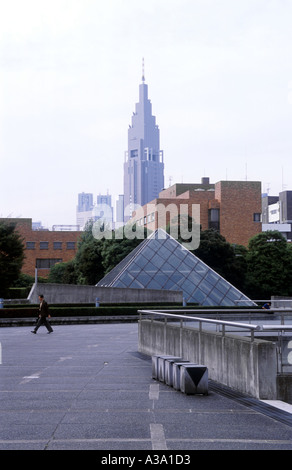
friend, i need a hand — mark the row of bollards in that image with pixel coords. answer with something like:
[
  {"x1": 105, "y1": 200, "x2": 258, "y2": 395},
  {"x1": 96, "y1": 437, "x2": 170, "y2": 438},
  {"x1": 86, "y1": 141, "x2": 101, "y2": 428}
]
[{"x1": 152, "y1": 355, "x2": 209, "y2": 395}]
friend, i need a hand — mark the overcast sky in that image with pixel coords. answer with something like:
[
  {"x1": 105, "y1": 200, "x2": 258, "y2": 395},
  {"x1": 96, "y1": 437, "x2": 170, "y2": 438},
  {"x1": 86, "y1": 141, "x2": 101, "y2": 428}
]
[{"x1": 1, "y1": 0, "x2": 292, "y2": 228}]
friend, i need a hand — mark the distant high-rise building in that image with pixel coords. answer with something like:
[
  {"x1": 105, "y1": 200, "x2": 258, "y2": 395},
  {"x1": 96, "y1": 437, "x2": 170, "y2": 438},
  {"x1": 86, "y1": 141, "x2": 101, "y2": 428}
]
[
  {"x1": 97, "y1": 193, "x2": 112, "y2": 207},
  {"x1": 123, "y1": 63, "x2": 164, "y2": 220},
  {"x1": 76, "y1": 192, "x2": 114, "y2": 230},
  {"x1": 96, "y1": 193, "x2": 113, "y2": 227},
  {"x1": 116, "y1": 194, "x2": 124, "y2": 228},
  {"x1": 262, "y1": 190, "x2": 292, "y2": 240},
  {"x1": 77, "y1": 192, "x2": 94, "y2": 212},
  {"x1": 76, "y1": 192, "x2": 94, "y2": 229}
]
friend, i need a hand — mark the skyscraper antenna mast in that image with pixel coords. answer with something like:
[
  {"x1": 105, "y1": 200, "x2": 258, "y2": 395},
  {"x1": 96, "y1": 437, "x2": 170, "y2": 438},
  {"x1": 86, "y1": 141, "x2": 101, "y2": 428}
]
[{"x1": 142, "y1": 57, "x2": 145, "y2": 83}]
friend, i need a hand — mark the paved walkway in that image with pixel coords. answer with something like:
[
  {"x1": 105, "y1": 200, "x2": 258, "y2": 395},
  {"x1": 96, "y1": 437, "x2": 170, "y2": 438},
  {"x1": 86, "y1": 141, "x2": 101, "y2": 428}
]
[{"x1": 0, "y1": 323, "x2": 292, "y2": 451}]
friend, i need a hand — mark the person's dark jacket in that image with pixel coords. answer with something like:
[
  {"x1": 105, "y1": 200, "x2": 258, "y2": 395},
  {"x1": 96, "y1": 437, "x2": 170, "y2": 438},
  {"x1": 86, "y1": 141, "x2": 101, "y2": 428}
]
[{"x1": 39, "y1": 300, "x2": 49, "y2": 317}]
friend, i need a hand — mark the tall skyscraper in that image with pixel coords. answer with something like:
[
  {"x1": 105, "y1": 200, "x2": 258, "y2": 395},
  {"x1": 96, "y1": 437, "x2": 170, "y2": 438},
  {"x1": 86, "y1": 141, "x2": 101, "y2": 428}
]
[{"x1": 123, "y1": 63, "x2": 164, "y2": 220}]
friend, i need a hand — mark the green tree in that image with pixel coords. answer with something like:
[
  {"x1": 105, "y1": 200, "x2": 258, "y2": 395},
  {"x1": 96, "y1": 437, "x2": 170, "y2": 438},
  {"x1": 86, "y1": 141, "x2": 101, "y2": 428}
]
[
  {"x1": 193, "y1": 229, "x2": 247, "y2": 290},
  {"x1": 12, "y1": 273, "x2": 35, "y2": 288},
  {"x1": 245, "y1": 230, "x2": 292, "y2": 299},
  {"x1": 48, "y1": 260, "x2": 78, "y2": 284},
  {"x1": 74, "y1": 222, "x2": 105, "y2": 285},
  {"x1": 0, "y1": 222, "x2": 25, "y2": 297}
]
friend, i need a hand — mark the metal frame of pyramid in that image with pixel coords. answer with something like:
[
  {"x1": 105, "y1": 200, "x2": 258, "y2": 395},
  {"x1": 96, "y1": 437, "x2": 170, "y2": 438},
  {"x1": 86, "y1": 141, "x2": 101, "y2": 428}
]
[{"x1": 96, "y1": 229, "x2": 255, "y2": 306}]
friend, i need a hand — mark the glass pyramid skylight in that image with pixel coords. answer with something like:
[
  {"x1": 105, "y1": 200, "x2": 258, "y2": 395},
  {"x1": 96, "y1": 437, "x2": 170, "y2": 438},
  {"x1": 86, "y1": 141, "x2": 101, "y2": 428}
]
[{"x1": 96, "y1": 229, "x2": 255, "y2": 306}]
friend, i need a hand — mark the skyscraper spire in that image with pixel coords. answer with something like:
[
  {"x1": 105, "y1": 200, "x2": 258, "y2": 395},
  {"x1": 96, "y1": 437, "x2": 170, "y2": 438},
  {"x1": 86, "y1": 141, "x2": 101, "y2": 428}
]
[
  {"x1": 123, "y1": 63, "x2": 164, "y2": 221},
  {"x1": 142, "y1": 57, "x2": 145, "y2": 83}
]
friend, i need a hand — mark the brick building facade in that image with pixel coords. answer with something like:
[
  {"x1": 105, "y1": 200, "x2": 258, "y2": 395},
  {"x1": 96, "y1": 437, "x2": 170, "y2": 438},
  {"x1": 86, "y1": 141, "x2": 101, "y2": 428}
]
[
  {"x1": 215, "y1": 180, "x2": 262, "y2": 246},
  {"x1": 0, "y1": 218, "x2": 81, "y2": 278},
  {"x1": 132, "y1": 179, "x2": 262, "y2": 247}
]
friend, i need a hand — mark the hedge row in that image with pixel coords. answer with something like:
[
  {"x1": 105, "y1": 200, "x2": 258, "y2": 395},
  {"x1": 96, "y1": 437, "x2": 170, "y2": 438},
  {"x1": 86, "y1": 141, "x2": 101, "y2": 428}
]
[
  {"x1": 3, "y1": 302, "x2": 183, "y2": 309},
  {"x1": 0, "y1": 304, "x2": 259, "y2": 319},
  {"x1": 6, "y1": 287, "x2": 32, "y2": 299},
  {"x1": 0, "y1": 306, "x2": 140, "y2": 318}
]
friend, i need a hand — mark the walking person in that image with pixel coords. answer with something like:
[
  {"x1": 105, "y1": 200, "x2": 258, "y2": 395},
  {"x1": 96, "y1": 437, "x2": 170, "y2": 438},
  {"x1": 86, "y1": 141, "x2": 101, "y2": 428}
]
[{"x1": 31, "y1": 295, "x2": 53, "y2": 334}]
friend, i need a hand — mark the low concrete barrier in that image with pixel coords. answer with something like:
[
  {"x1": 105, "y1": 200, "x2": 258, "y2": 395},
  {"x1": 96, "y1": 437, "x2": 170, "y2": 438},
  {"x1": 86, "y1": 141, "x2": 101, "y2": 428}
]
[
  {"x1": 138, "y1": 319, "x2": 278, "y2": 400},
  {"x1": 28, "y1": 283, "x2": 183, "y2": 304}
]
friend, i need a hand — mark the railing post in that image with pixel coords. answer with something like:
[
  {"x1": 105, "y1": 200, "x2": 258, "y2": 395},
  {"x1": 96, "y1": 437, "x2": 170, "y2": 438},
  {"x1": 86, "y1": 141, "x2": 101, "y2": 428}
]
[
  {"x1": 164, "y1": 317, "x2": 167, "y2": 354},
  {"x1": 198, "y1": 320, "x2": 202, "y2": 364},
  {"x1": 180, "y1": 320, "x2": 183, "y2": 357},
  {"x1": 199, "y1": 320, "x2": 202, "y2": 332},
  {"x1": 279, "y1": 331, "x2": 283, "y2": 373}
]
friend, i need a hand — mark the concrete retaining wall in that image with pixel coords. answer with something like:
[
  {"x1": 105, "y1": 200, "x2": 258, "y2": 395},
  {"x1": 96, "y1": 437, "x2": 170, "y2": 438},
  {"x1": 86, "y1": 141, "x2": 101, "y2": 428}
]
[
  {"x1": 28, "y1": 283, "x2": 183, "y2": 304},
  {"x1": 138, "y1": 319, "x2": 278, "y2": 400}
]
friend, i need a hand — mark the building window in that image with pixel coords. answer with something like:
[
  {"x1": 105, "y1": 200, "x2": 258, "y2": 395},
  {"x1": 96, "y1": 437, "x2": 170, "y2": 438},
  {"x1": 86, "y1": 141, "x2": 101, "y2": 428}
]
[
  {"x1": 40, "y1": 241, "x2": 49, "y2": 250},
  {"x1": 66, "y1": 242, "x2": 75, "y2": 250},
  {"x1": 253, "y1": 213, "x2": 261, "y2": 222},
  {"x1": 54, "y1": 241, "x2": 63, "y2": 250},
  {"x1": 36, "y1": 258, "x2": 62, "y2": 269},
  {"x1": 26, "y1": 242, "x2": 35, "y2": 250},
  {"x1": 130, "y1": 149, "x2": 138, "y2": 158},
  {"x1": 208, "y1": 209, "x2": 220, "y2": 231}
]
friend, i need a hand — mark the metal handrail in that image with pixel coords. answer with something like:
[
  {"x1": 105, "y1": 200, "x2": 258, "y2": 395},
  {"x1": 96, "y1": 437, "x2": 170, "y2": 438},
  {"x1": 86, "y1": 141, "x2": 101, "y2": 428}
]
[
  {"x1": 236, "y1": 299, "x2": 292, "y2": 303},
  {"x1": 261, "y1": 325, "x2": 292, "y2": 331},
  {"x1": 138, "y1": 309, "x2": 292, "y2": 335},
  {"x1": 139, "y1": 308, "x2": 292, "y2": 315},
  {"x1": 138, "y1": 310, "x2": 261, "y2": 339}
]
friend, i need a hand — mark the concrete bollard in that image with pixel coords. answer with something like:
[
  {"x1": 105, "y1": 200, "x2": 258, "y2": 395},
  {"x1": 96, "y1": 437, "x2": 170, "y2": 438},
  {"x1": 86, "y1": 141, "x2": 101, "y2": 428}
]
[
  {"x1": 180, "y1": 364, "x2": 208, "y2": 395},
  {"x1": 173, "y1": 362, "x2": 195, "y2": 390},
  {"x1": 165, "y1": 358, "x2": 189, "y2": 387},
  {"x1": 152, "y1": 355, "x2": 160, "y2": 379},
  {"x1": 152, "y1": 355, "x2": 181, "y2": 382}
]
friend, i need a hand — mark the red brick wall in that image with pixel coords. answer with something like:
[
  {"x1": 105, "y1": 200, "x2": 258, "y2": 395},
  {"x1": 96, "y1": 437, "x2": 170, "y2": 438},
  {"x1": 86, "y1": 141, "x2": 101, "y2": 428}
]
[
  {"x1": 215, "y1": 181, "x2": 262, "y2": 246},
  {"x1": 2, "y1": 219, "x2": 81, "y2": 277}
]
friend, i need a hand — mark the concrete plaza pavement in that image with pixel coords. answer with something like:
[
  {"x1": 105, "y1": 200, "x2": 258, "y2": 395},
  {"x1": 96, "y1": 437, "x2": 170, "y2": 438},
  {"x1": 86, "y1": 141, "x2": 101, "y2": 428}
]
[{"x1": 0, "y1": 323, "x2": 292, "y2": 451}]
